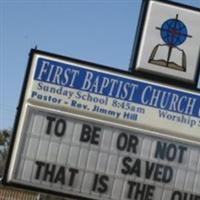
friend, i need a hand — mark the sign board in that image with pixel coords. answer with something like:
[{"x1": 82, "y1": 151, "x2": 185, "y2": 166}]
[
  {"x1": 25, "y1": 52, "x2": 200, "y2": 140},
  {"x1": 5, "y1": 106, "x2": 200, "y2": 200},
  {"x1": 129, "y1": 0, "x2": 200, "y2": 85},
  {"x1": 4, "y1": 50, "x2": 200, "y2": 200}
]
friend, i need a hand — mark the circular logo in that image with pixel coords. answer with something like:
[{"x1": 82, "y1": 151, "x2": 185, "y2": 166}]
[{"x1": 160, "y1": 18, "x2": 188, "y2": 46}]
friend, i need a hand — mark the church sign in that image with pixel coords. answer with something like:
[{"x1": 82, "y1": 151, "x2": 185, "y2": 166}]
[
  {"x1": 15, "y1": 51, "x2": 200, "y2": 140},
  {"x1": 4, "y1": 106, "x2": 200, "y2": 200},
  {"x1": 130, "y1": 0, "x2": 200, "y2": 86},
  {"x1": 4, "y1": 50, "x2": 200, "y2": 199}
]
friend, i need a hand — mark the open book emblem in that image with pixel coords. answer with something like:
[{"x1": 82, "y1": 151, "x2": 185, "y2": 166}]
[{"x1": 149, "y1": 14, "x2": 192, "y2": 72}]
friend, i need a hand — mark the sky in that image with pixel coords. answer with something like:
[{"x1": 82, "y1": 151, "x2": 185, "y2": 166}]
[{"x1": 0, "y1": 0, "x2": 200, "y2": 130}]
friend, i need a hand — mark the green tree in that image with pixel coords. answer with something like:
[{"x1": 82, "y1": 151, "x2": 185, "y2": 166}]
[{"x1": 0, "y1": 129, "x2": 11, "y2": 176}]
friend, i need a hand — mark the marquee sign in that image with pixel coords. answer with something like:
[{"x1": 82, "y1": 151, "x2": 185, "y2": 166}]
[
  {"x1": 4, "y1": 50, "x2": 200, "y2": 200},
  {"x1": 5, "y1": 106, "x2": 200, "y2": 200},
  {"x1": 129, "y1": 0, "x2": 200, "y2": 86}
]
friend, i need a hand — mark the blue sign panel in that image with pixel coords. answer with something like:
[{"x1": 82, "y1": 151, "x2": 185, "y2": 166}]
[{"x1": 34, "y1": 58, "x2": 199, "y2": 117}]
